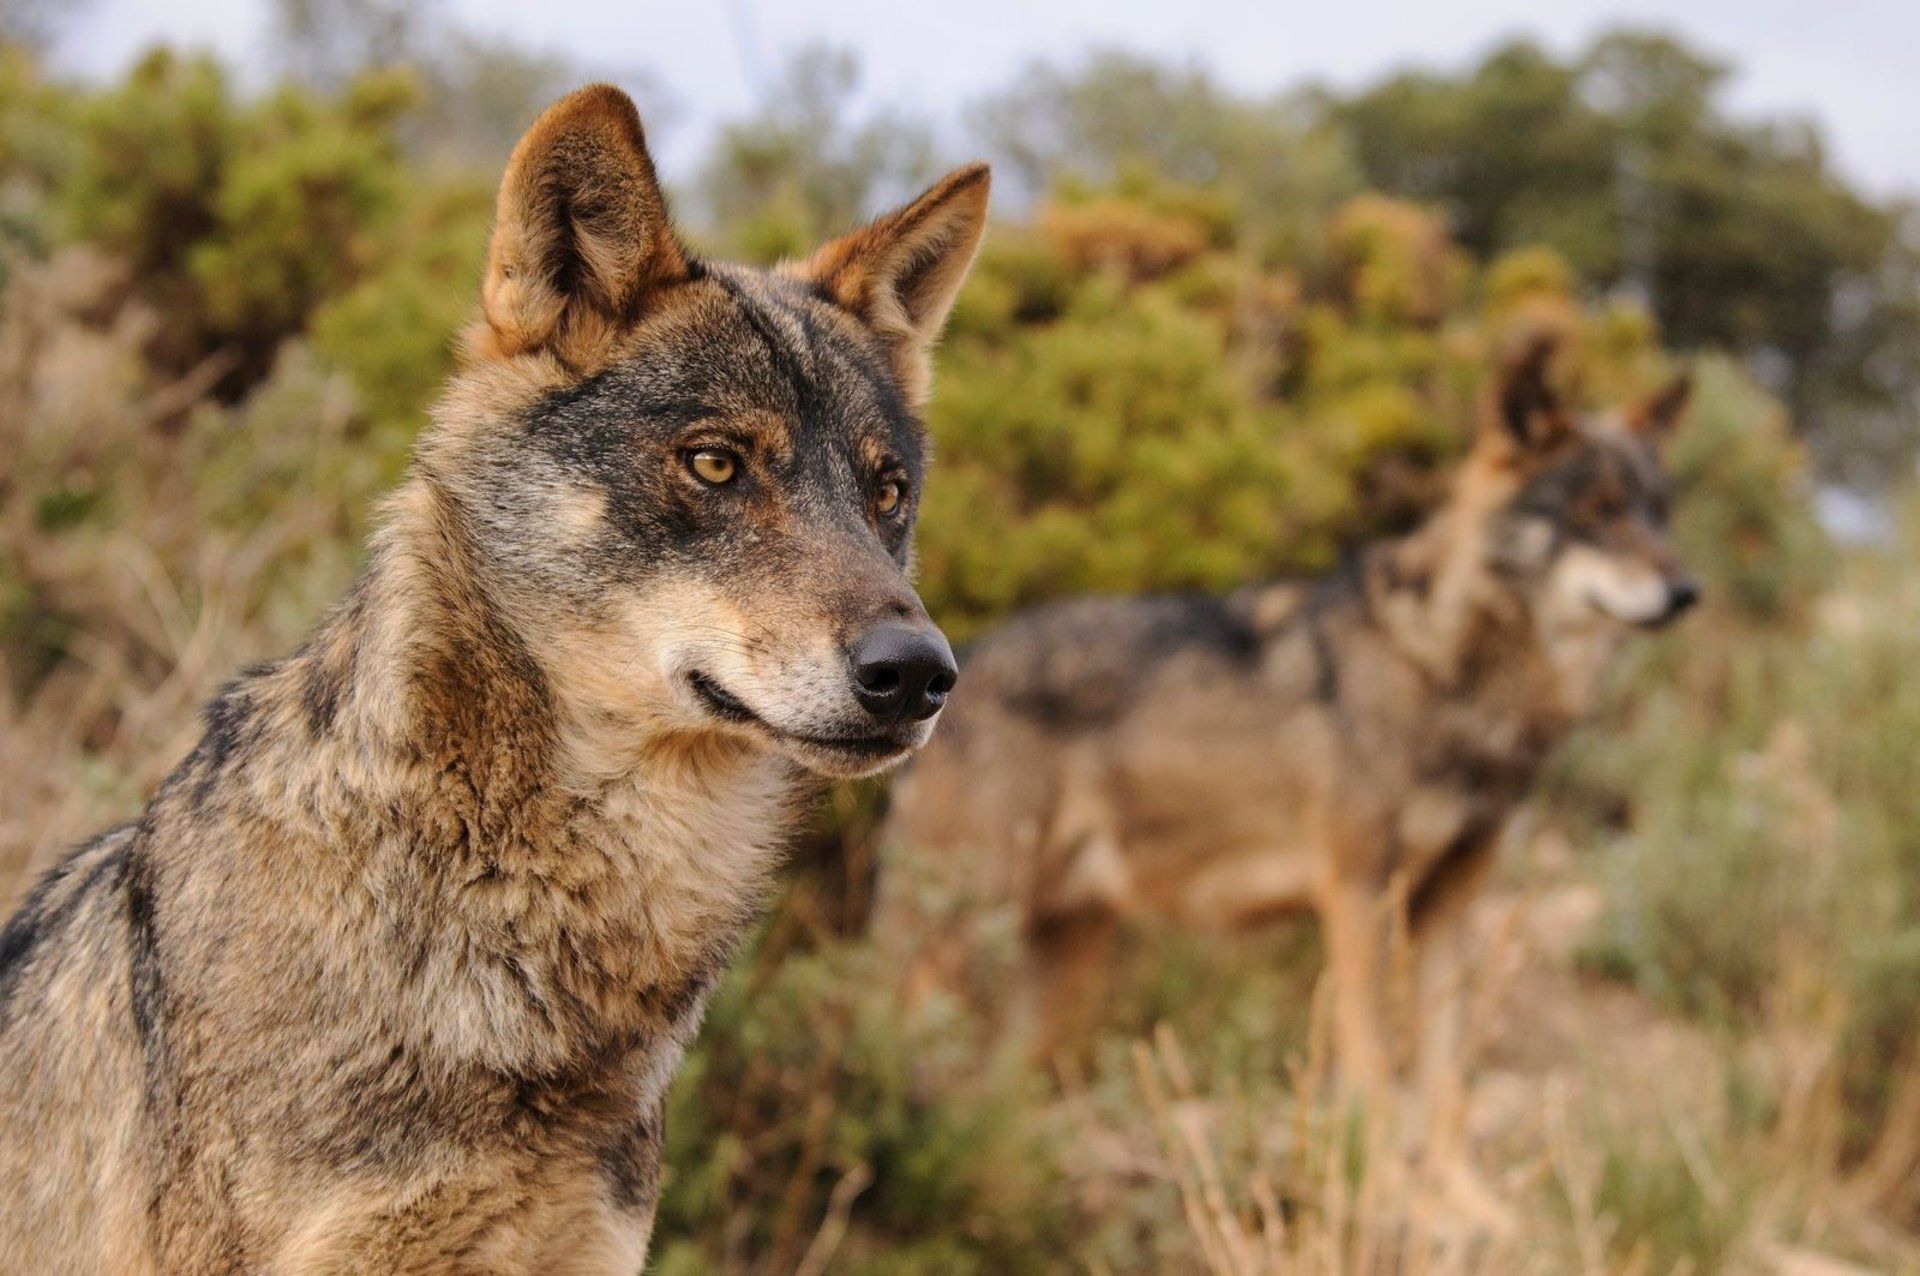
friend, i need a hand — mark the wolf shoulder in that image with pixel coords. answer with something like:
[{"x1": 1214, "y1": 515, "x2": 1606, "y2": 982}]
[{"x1": 0, "y1": 821, "x2": 153, "y2": 1274}]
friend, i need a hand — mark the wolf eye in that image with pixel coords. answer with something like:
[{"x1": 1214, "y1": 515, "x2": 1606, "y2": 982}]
[
  {"x1": 1583, "y1": 490, "x2": 1627, "y2": 522},
  {"x1": 875, "y1": 478, "x2": 907, "y2": 517},
  {"x1": 686, "y1": 449, "x2": 739, "y2": 486}
]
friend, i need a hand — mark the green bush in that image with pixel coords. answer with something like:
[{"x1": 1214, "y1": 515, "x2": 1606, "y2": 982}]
[
  {"x1": 1567, "y1": 503, "x2": 1915, "y2": 1166},
  {"x1": 655, "y1": 934, "x2": 1066, "y2": 1273},
  {"x1": 52, "y1": 51, "x2": 417, "y2": 390}
]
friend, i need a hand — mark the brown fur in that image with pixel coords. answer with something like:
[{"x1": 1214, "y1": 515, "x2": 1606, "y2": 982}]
[
  {"x1": 795, "y1": 162, "x2": 991, "y2": 409},
  {"x1": 878, "y1": 339, "x2": 1696, "y2": 1118},
  {"x1": 0, "y1": 85, "x2": 987, "y2": 1272}
]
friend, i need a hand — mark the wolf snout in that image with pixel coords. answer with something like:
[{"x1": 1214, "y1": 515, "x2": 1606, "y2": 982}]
[
  {"x1": 1656, "y1": 575, "x2": 1701, "y2": 626},
  {"x1": 848, "y1": 623, "x2": 958, "y2": 722}
]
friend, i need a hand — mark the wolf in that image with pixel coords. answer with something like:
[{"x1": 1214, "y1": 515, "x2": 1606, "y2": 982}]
[
  {"x1": 878, "y1": 337, "x2": 1697, "y2": 1113},
  {"x1": 0, "y1": 85, "x2": 987, "y2": 1272}
]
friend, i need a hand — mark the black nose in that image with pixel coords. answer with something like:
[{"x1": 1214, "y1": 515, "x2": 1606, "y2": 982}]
[
  {"x1": 849, "y1": 623, "x2": 957, "y2": 723},
  {"x1": 1667, "y1": 576, "x2": 1702, "y2": 618}
]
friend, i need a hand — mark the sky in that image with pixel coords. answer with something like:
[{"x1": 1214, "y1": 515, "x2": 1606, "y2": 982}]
[{"x1": 50, "y1": 0, "x2": 1920, "y2": 202}]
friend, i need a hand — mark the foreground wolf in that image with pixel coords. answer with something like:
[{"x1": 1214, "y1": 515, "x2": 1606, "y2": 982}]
[
  {"x1": 0, "y1": 86, "x2": 986, "y2": 1272},
  {"x1": 879, "y1": 339, "x2": 1696, "y2": 1105}
]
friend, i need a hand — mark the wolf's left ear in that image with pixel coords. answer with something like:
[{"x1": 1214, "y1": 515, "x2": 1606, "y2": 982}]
[
  {"x1": 799, "y1": 164, "x2": 991, "y2": 409},
  {"x1": 1487, "y1": 332, "x2": 1573, "y2": 453},
  {"x1": 1628, "y1": 370, "x2": 1693, "y2": 444},
  {"x1": 476, "y1": 84, "x2": 689, "y2": 368}
]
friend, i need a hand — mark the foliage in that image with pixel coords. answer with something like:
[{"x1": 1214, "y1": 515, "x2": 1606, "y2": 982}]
[
  {"x1": 655, "y1": 934, "x2": 1065, "y2": 1275},
  {"x1": 966, "y1": 36, "x2": 1920, "y2": 483},
  {"x1": 698, "y1": 45, "x2": 939, "y2": 262},
  {"x1": 1569, "y1": 509, "x2": 1920, "y2": 1161},
  {"x1": 268, "y1": 0, "x2": 634, "y2": 167},
  {"x1": 1331, "y1": 31, "x2": 1920, "y2": 481},
  {"x1": 918, "y1": 183, "x2": 1677, "y2": 639},
  {"x1": 44, "y1": 50, "x2": 418, "y2": 390}
]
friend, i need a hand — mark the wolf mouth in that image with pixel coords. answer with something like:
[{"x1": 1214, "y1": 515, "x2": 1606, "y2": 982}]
[
  {"x1": 685, "y1": 670, "x2": 907, "y2": 759},
  {"x1": 1583, "y1": 590, "x2": 1678, "y2": 631}
]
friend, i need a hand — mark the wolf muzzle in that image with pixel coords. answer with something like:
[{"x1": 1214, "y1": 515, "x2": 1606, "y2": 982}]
[{"x1": 1647, "y1": 574, "x2": 1701, "y2": 628}]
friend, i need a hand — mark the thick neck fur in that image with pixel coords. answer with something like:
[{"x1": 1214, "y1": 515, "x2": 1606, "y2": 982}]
[
  {"x1": 212, "y1": 471, "x2": 807, "y2": 1080},
  {"x1": 1356, "y1": 467, "x2": 1605, "y2": 750}
]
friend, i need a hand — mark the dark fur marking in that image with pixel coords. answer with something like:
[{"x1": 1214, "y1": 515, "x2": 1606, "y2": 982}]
[
  {"x1": 715, "y1": 273, "x2": 832, "y2": 438},
  {"x1": 300, "y1": 582, "x2": 368, "y2": 737},
  {"x1": 1136, "y1": 595, "x2": 1263, "y2": 668},
  {"x1": 1408, "y1": 809, "x2": 1506, "y2": 923},
  {"x1": 1000, "y1": 594, "x2": 1263, "y2": 730},
  {"x1": 1512, "y1": 435, "x2": 1670, "y2": 543},
  {"x1": 597, "y1": 1099, "x2": 664, "y2": 1212},
  {"x1": 773, "y1": 283, "x2": 922, "y2": 457},
  {"x1": 999, "y1": 656, "x2": 1121, "y2": 730},
  {"x1": 301, "y1": 653, "x2": 345, "y2": 738},
  {"x1": 123, "y1": 830, "x2": 165, "y2": 1065},
  {"x1": 0, "y1": 873, "x2": 69, "y2": 1010},
  {"x1": 1300, "y1": 561, "x2": 1367, "y2": 706},
  {"x1": 524, "y1": 372, "x2": 713, "y2": 474},
  {"x1": 191, "y1": 680, "x2": 264, "y2": 807},
  {"x1": 1306, "y1": 617, "x2": 1340, "y2": 705},
  {"x1": 0, "y1": 830, "x2": 129, "y2": 1020},
  {"x1": 798, "y1": 274, "x2": 837, "y2": 307},
  {"x1": 643, "y1": 937, "x2": 734, "y2": 1028},
  {"x1": 303, "y1": 1040, "x2": 468, "y2": 1171}
]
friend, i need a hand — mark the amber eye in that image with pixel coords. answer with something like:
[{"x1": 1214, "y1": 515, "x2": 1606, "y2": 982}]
[
  {"x1": 687, "y1": 449, "x2": 739, "y2": 486},
  {"x1": 875, "y1": 478, "x2": 907, "y2": 517}
]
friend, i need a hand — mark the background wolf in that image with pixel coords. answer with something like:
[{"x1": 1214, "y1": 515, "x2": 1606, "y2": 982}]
[
  {"x1": 0, "y1": 85, "x2": 986, "y2": 1272},
  {"x1": 879, "y1": 338, "x2": 1698, "y2": 1116}
]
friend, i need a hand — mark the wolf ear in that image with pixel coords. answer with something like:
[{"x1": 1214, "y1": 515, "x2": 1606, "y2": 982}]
[
  {"x1": 1628, "y1": 370, "x2": 1693, "y2": 444},
  {"x1": 799, "y1": 163, "x2": 991, "y2": 409},
  {"x1": 1487, "y1": 332, "x2": 1573, "y2": 453},
  {"x1": 476, "y1": 84, "x2": 690, "y2": 368}
]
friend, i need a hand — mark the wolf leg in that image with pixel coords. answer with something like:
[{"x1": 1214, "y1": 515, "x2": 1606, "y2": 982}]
[
  {"x1": 1406, "y1": 836, "x2": 1515, "y2": 1234},
  {"x1": 1409, "y1": 907, "x2": 1472, "y2": 1158},
  {"x1": 1020, "y1": 909, "x2": 1120, "y2": 1066},
  {"x1": 1406, "y1": 833, "x2": 1503, "y2": 1150},
  {"x1": 1317, "y1": 875, "x2": 1395, "y2": 1106}
]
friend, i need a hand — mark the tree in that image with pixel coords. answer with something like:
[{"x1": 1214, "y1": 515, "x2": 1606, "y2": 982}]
[
  {"x1": 970, "y1": 49, "x2": 1358, "y2": 265},
  {"x1": 1334, "y1": 30, "x2": 1920, "y2": 480},
  {"x1": 269, "y1": 0, "x2": 429, "y2": 89},
  {"x1": 698, "y1": 45, "x2": 938, "y2": 261},
  {"x1": 269, "y1": 0, "x2": 668, "y2": 170}
]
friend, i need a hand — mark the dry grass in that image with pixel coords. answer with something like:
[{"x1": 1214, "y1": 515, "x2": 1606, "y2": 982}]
[
  {"x1": 1, "y1": 248, "x2": 366, "y2": 899},
  {"x1": 1077, "y1": 829, "x2": 1920, "y2": 1275}
]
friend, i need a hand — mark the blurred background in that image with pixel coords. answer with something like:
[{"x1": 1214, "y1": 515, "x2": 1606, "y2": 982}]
[{"x1": 2, "y1": 1, "x2": 1917, "y2": 1271}]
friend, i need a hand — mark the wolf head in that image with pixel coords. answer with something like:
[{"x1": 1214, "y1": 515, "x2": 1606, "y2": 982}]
[
  {"x1": 1470, "y1": 335, "x2": 1700, "y2": 638},
  {"x1": 423, "y1": 86, "x2": 988, "y2": 779}
]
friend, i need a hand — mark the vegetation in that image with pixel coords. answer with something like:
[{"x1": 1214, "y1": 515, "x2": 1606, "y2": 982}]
[{"x1": 2, "y1": 11, "x2": 1917, "y2": 1272}]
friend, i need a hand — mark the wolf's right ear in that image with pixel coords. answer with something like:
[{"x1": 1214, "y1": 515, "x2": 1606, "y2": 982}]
[
  {"x1": 474, "y1": 84, "x2": 689, "y2": 368},
  {"x1": 1486, "y1": 332, "x2": 1572, "y2": 454},
  {"x1": 798, "y1": 163, "x2": 991, "y2": 410},
  {"x1": 1628, "y1": 370, "x2": 1693, "y2": 444}
]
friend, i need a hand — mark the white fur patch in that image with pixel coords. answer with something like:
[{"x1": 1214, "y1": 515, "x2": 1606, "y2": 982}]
[
  {"x1": 1056, "y1": 832, "x2": 1135, "y2": 912},
  {"x1": 1551, "y1": 543, "x2": 1671, "y2": 625}
]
